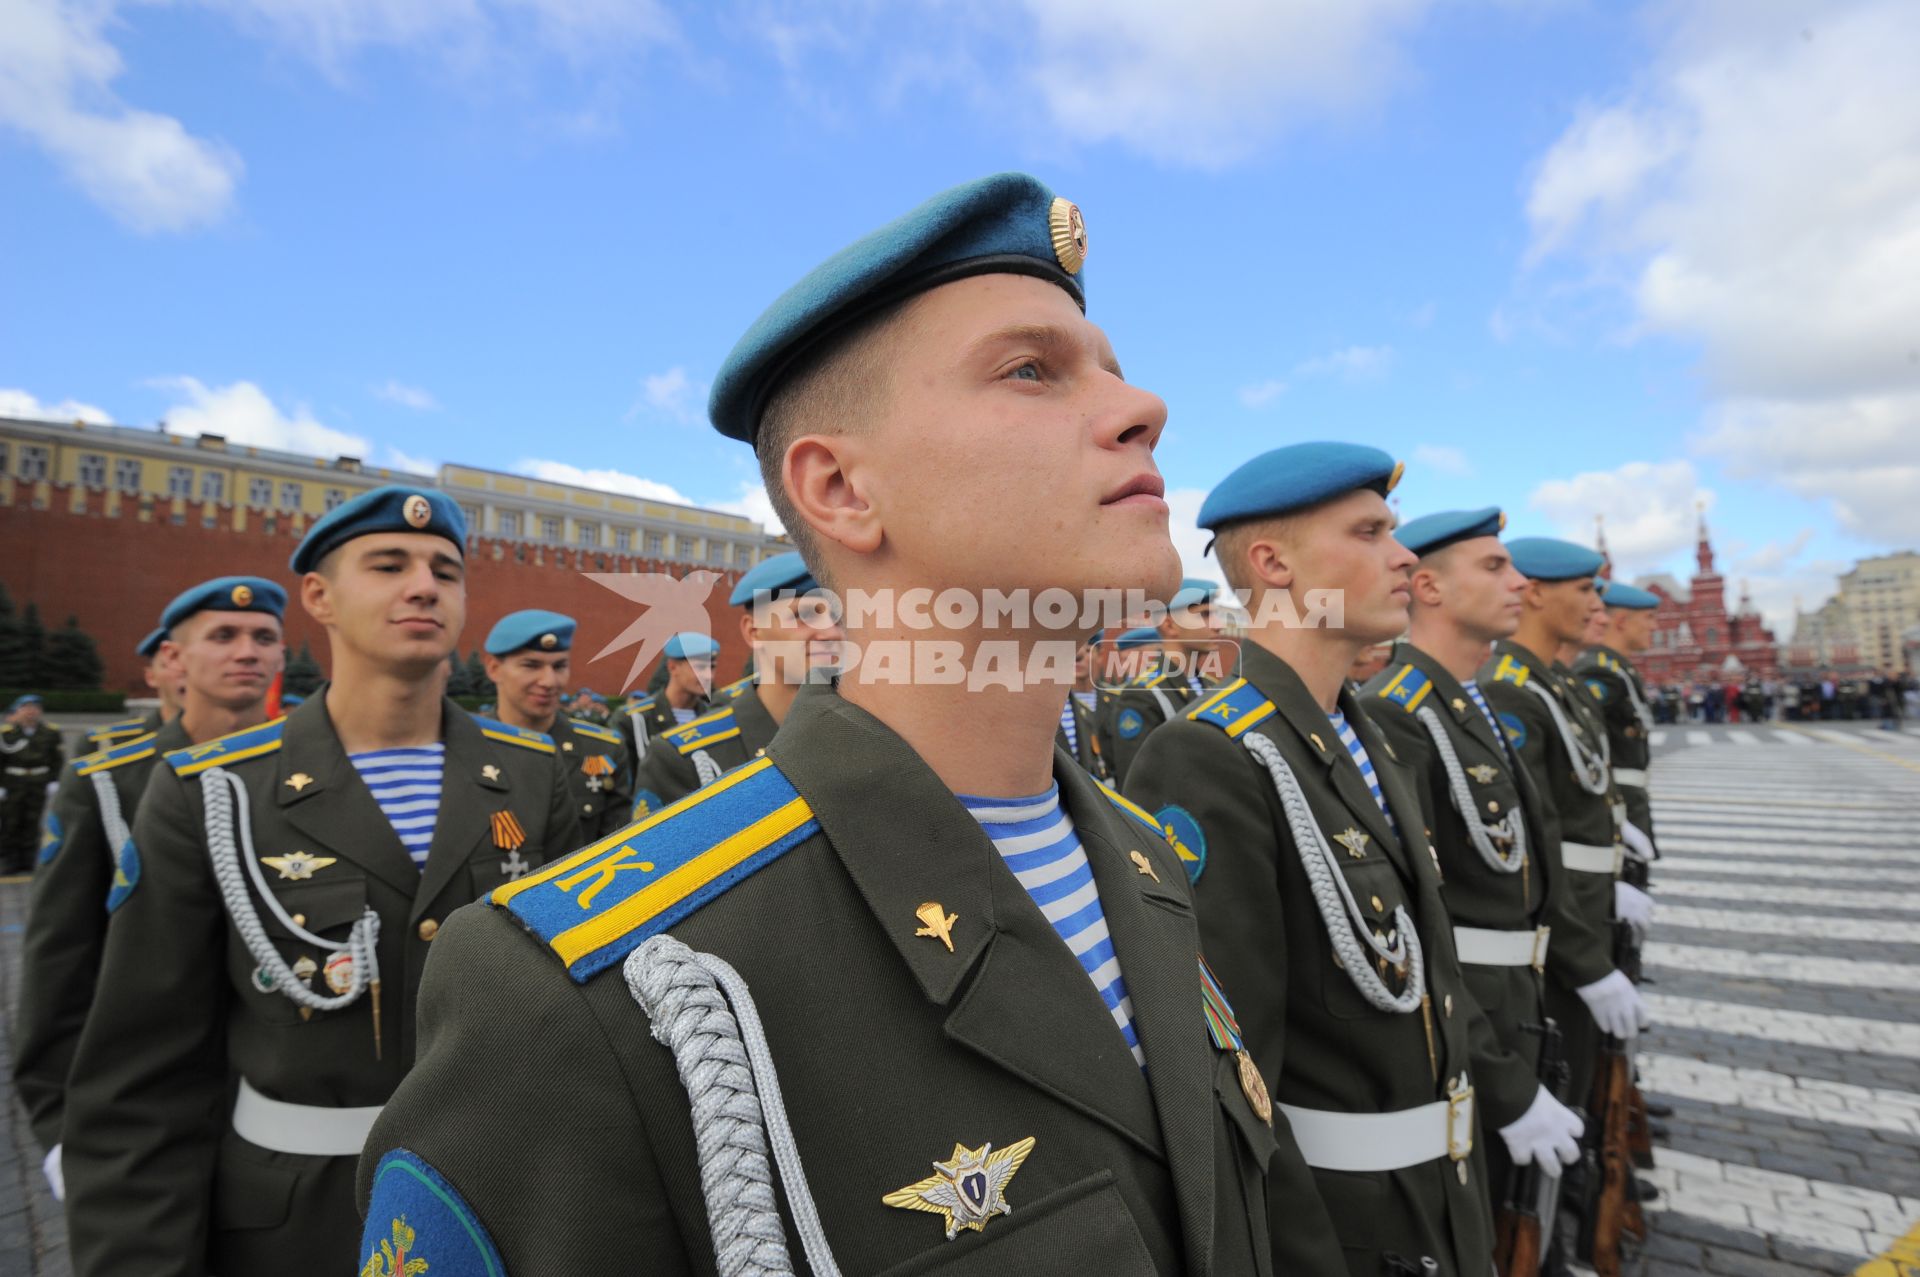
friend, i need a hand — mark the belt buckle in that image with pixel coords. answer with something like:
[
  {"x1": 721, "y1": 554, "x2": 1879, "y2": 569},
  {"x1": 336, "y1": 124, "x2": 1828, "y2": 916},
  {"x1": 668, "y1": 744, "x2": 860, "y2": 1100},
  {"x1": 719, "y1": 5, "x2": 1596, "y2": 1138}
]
[
  {"x1": 1531, "y1": 925, "x2": 1551, "y2": 973},
  {"x1": 1446, "y1": 1078, "x2": 1475, "y2": 1161}
]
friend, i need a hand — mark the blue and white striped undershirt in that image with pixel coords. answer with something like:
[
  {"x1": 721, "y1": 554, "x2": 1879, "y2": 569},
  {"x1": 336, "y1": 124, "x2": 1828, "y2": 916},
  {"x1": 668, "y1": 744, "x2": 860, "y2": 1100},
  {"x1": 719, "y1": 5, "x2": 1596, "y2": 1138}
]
[
  {"x1": 1461, "y1": 679, "x2": 1510, "y2": 760},
  {"x1": 349, "y1": 744, "x2": 445, "y2": 869},
  {"x1": 1059, "y1": 691, "x2": 1096, "y2": 756},
  {"x1": 1328, "y1": 709, "x2": 1398, "y2": 835},
  {"x1": 960, "y1": 786, "x2": 1144, "y2": 1068}
]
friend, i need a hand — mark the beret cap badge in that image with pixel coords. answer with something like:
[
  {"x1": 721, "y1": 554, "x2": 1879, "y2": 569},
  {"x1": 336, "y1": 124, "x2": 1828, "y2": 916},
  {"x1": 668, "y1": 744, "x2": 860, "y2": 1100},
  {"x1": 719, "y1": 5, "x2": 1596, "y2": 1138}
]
[
  {"x1": 539, "y1": 633, "x2": 558, "y2": 650},
  {"x1": 230, "y1": 584, "x2": 253, "y2": 607},
  {"x1": 403, "y1": 494, "x2": 432, "y2": 528},
  {"x1": 1049, "y1": 197, "x2": 1088, "y2": 274}
]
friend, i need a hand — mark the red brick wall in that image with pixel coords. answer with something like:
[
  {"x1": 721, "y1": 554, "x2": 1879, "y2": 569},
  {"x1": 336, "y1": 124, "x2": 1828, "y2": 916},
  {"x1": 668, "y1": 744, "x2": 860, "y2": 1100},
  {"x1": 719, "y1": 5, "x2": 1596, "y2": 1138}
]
[{"x1": 0, "y1": 486, "x2": 750, "y2": 695}]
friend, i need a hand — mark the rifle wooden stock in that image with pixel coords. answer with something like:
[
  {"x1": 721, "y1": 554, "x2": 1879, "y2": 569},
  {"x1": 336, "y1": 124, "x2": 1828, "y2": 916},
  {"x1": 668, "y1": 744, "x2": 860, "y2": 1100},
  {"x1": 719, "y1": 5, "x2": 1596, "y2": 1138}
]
[
  {"x1": 1495, "y1": 1018, "x2": 1566, "y2": 1277},
  {"x1": 1494, "y1": 1211, "x2": 1542, "y2": 1277}
]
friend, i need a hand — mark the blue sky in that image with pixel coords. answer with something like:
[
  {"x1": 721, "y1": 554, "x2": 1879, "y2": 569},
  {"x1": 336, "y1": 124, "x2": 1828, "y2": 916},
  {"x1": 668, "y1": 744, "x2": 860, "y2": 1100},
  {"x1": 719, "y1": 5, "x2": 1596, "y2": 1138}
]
[{"x1": 5, "y1": 0, "x2": 1917, "y2": 632}]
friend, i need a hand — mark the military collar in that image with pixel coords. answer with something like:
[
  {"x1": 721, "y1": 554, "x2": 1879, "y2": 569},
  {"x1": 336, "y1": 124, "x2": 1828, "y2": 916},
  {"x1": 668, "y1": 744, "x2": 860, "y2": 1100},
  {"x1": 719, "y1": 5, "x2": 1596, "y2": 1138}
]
[
  {"x1": 1491, "y1": 639, "x2": 1565, "y2": 701},
  {"x1": 730, "y1": 684, "x2": 780, "y2": 757},
  {"x1": 1392, "y1": 641, "x2": 1506, "y2": 757}
]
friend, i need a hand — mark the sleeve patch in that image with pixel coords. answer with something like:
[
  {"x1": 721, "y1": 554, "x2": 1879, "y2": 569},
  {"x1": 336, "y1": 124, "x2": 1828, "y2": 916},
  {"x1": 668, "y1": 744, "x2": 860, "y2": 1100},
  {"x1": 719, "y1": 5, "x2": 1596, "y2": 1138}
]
[
  {"x1": 1116, "y1": 708, "x2": 1146, "y2": 740},
  {"x1": 1585, "y1": 678, "x2": 1613, "y2": 704},
  {"x1": 1498, "y1": 712, "x2": 1528, "y2": 751},
  {"x1": 1155, "y1": 804, "x2": 1207, "y2": 883},
  {"x1": 38, "y1": 811, "x2": 64, "y2": 866},
  {"x1": 631, "y1": 790, "x2": 660, "y2": 821},
  {"x1": 361, "y1": 1149, "x2": 506, "y2": 1277},
  {"x1": 106, "y1": 837, "x2": 140, "y2": 913}
]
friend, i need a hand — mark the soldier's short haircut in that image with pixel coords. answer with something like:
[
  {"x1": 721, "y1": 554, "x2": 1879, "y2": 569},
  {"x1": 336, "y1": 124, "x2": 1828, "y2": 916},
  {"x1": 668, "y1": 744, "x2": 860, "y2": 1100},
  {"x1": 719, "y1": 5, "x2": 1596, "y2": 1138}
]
[
  {"x1": 754, "y1": 301, "x2": 917, "y2": 587},
  {"x1": 1213, "y1": 514, "x2": 1299, "y2": 599}
]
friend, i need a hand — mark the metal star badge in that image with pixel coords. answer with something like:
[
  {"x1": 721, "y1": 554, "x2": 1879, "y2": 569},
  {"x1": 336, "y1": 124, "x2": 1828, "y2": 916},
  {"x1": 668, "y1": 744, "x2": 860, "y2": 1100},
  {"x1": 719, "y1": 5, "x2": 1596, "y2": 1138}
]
[
  {"x1": 883, "y1": 1137, "x2": 1036, "y2": 1240},
  {"x1": 1467, "y1": 764, "x2": 1499, "y2": 784},
  {"x1": 1333, "y1": 827, "x2": 1370, "y2": 859},
  {"x1": 262, "y1": 850, "x2": 337, "y2": 880}
]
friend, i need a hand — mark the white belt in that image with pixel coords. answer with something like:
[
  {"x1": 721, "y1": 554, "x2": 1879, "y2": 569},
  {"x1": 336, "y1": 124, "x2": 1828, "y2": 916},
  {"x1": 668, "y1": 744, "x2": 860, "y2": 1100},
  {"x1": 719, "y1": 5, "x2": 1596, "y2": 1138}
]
[
  {"x1": 1562, "y1": 841, "x2": 1622, "y2": 875},
  {"x1": 1613, "y1": 768, "x2": 1648, "y2": 787},
  {"x1": 233, "y1": 1078, "x2": 382, "y2": 1157},
  {"x1": 1281, "y1": 1081, "x2": 1476, "y2": 1172},
  {"x1": 1454, "y1": 925, "x2": 1550, "y2": 971}
]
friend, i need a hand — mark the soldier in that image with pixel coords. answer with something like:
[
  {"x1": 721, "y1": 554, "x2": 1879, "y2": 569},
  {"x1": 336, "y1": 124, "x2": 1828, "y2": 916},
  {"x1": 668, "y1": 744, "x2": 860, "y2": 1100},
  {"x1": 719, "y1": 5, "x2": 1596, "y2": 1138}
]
[
  {"x1": 62, "y1": 486, "x2": 582, "y2": 1277},
  {"x1": 1577, "y1": 580, "x2": 1661, "y2": 867},
  {"x1": 1358, "y1": 509, "x2": 1587, "y2": 1233},
  {"x1": 14, "y1": 577, "x2": 286, "y2": 1204},
  {"x1": 1477, "y1": 539, "x2": 1649, "y2": 1116},
  {"x1": 631, "y1": 552, "x2": 842, "y2": 814},
  {"x1": 1056, "y1": 633, "x2": 1108, "y2": 780},
  {"x1": 482, "y1": 609, "x2": 633, "y2": 841},
  {"x1": 617, "y1": 631, "x2": 718, "y2": 765},
  {"x1": 2, "y1": 695, "x2": 65, "y2": 874},
  {"x1": 359, "y1": 173, "x2": 1286, "y2": 1275},
  {"x1": 83, "y1": 630, "x2": 180, "y2": 751},
  {"x1": 1126, "y1": 444, "x2": 1514, "y2": 1275},
  {"x1": 1097, "y1": 579, "x2": 1226, "y2": 786}
]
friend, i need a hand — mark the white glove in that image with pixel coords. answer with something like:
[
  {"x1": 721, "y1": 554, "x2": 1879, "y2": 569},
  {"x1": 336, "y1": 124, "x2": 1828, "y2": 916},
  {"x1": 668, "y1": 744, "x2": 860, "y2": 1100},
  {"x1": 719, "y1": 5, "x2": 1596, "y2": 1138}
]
[
  {"x1": 1614, "y1": 881, "x2": 1654, "y2": 942},
  {"x1": 1577, "y1": 969, "x2": 1649, "y2": 1039},
  {"x1": 1499, "y1": 1084, "x2": 1585, "y2": 1168},
  {"x1": 1621, "y1": 820, "x2": 1655, "y2": 863},
  {"x1": 43, "y1": 1143, "x2": 64, "y2": 1201}
]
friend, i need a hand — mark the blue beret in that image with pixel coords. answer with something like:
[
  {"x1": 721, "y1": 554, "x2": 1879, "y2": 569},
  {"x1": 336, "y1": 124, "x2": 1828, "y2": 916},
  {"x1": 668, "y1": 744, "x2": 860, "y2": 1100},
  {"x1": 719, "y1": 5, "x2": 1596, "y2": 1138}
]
[
  {"x1": 135, "y1": 627, "x2": 167, "y2": 659},
  {"x1": 1199, "y1": 443, "x2": 1403, "y2": 532},
  {"x1": 485, "y1": 610, "x2": 575, "y2": 656},
  {"x1": 1115, "y1": 627, "x2": 1162, "y2": 651},
  {"x1": 663, "y1": 632, "x2": 720, "y2": 659},
  {"x1": 160, "y1": 577, "x2": 287, "y2": 633},
  {"x1": 289, "y1": 485, "x2": 467, "y2": 574},
  {"x1": 1169, "y1": 578, "x2": 1219, "y2": 612},
  {"x1": 10, "y1": 694, "x2": 42, "y2": 710},
  {"x1": 709, "y1": 172, "x2": 1089, "y2": 445},
  {"x1": 1599, "y1": 580, "x2": 1660, "y2": 610},
  {"x1": 728, "y1": 551, "x2": 820, "y2": 607},
  {"x1": 1506, "y1": 537, "x2": 1606, "y2": 583},
  {"x1": 1396, "y1": 507, "x2": 1506, "y2": 557},
  {"x1": 282, "y1": 693, "x2": 306, "y2": 707}
]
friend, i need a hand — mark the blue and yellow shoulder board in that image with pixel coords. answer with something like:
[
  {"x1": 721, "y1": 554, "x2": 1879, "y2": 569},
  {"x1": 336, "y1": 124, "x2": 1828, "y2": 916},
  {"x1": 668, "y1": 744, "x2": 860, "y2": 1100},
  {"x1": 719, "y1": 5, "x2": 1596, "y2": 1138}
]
[
  {"x1": 567, "y1": 717, "x2": 624, "y2": 747},
  {"x1": 1186, "y1": 678, "x2": 1276, "y2": 738},
  {"x1": 664, "y1": 705, "x2": 740, "y2": 755},
  {"x1": 471, "y1": 715, "x2": 556, "y2": 755},
  {"x1": 1489, "y1": 653, "x2": 1530, "y2": 687},
  {"x1": 718, "y1": 675, "x2": 755, "y2": 701},
  {"x1": 77, "y1": 731, "x2": 161, "y2": 777},
  {"x1": 361, "y1": 1150, "x2": 505, "y2": 1277},
  {"x1": 166, "y1": 718, "x2": 287, "y2": 776},
  {"x1": 1128, "y1": 666, "x2": 1181, "y2": 689},
  {"x1": 492, "y1": 756, "x2": 819, "y2": 982},
  {"x1": 87, "y1": 717, "x2": 149, "y2": 747},
  {"x1": 626, "y1": 694, "x2": 658, "y2": 713},
  {"x1": 1375, "y1": 664, "x2": 1434, "y2": 713}
]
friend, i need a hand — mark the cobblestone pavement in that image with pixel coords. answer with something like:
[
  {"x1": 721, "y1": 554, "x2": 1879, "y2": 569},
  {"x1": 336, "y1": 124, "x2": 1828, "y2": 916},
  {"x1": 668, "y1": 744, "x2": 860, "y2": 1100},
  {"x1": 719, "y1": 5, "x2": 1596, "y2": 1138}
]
[{"x1": 1, "y1": 721, "x2": 1915, "y2": 1276}]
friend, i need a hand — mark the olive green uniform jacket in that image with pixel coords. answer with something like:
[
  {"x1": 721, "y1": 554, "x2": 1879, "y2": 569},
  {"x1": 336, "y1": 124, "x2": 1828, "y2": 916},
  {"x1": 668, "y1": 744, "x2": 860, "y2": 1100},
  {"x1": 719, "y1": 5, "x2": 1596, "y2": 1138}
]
[
  {"x1": 13, "y1": 719, "x2": 188, "y2": 1152},
  {"x1": 1360, "y1": 646, "x2": 1560, "y2": 1190},
  {"x1": 1574, "y1": 645, "x2": 1656, "y2": 845},
  {"x1": 1125, "y1": 643, "x2": 1498, "y2": 1277},
  {"x1": 1097, "y1": 670, "x2": 1205, "y2": 787},
  {"x1": 630, "y1": 682, "x2": 780, "y2": 816},
  {"x1": 1057, "y1": 689, "x2": 1109, "y2": 781},
  {"x1": 549, "y1": 714, "x2": 634, "y2": 842},
  {"x1": 357, "y1": 685, "x2": 1286, "y2": 1277},
  {"x1": 2, "y1": 721, "x2": 66, "y2": 871},
  {"x1": 61, "y1": 695, "x2": 581, "y2": 1277}
]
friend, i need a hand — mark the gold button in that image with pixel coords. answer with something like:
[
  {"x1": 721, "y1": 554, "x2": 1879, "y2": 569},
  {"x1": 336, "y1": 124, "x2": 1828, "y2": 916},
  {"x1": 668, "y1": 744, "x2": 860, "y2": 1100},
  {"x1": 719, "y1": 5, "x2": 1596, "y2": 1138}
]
[
  {"x1": 584, "y1": 803, "x2": 595, "y2": 814},
  {"x1": 1487, "y1": 800, "x2": 1500, "y2": 813},
  {"x1": 1370, "y1": 895, "x2": 1384, "y2": 913},
  {"x1": 418, "y1": 919, "x2": 439, "y2": 942},
  {"x1": 291, "y1": 913, "x2": 306, "y2": 927}
]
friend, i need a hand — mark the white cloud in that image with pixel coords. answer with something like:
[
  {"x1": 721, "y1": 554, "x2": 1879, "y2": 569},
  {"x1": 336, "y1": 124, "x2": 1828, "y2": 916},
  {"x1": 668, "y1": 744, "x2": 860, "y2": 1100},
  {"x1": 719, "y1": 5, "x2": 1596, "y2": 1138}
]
[
  {"x1": 1294, "y1": 344, "x2": 1393, "y2": 381},
  {"x1": 1412, "y1": 444, "x2": 1471, "y2": 477},
  {"x1": 1527, "y1": 459, "x2": 1714, "y2": 572},
  {"x1": 1166, "y1": 486, "x2": 1224, "y2": 594},
  {"x1": 710, "y1": 480, "x2": 784, "y2": 535},
  {"x1": 374, "y1": 379, "x2": 440, "y2": 411},
  {"x1": 1524, "y1": 0, "x2": 1920, "y2": 547},
  {"x1": 1237, "y1": 379, "x2": 1288, "y2": 409},
  {"x1": 0, "y1": 0, "x2": 243, "y2": 232},
  {"x1": 382, "y1": 446, "x2": 438, "y2": 474},
  {"x1": 513, "y1": 458, "x2": 694, "y2": 505},
  {"x1": 628, "y1": 366, "x2": 705, "y2": 424},
  {"x1": 153, "y1": 376, "x2": 370, "y2": 457},
  {"x1": 0, "y1": 387, "x2": 112, "y2": 424}
]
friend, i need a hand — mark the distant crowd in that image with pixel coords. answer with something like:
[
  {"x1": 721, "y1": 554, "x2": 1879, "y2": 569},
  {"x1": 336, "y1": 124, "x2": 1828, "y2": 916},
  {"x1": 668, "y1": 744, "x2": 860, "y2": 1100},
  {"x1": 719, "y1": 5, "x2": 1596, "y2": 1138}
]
[{"x1": 1649, "y1": 671, "x2": 1915, "y2": 725}]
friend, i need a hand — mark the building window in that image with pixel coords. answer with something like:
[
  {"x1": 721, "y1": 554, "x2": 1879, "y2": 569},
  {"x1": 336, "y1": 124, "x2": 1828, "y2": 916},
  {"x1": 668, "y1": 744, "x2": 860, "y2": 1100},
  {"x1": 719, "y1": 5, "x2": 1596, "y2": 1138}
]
[
  {"x1": 79, "y1": 453, "x2": 107, "y2": 489},
  {"x1": 459, "y1": 504, "x2": 479, "y2": 532},
  {"x1": 579, "y1": 522, "x2": 599, "y2": 548},
  {"x1": 115, "y1": 458, "x2": 142, "y2": 493},
  {"x1": 0, "y1": 443, "x2": 8, "y2": 476},
  {"x1": 645, "y1": 531, "x2": 664, "y2": 556},
  {"x1": 541, "y1": 516, "x2": 561, "y2": 542},
  {"x1": 709, "y1": 541, "x2": 728, "y2": 564},
  {"x1": 677, "y1": 535, "x2": 696, "y2": 559},
  {"x1": 324, "y1": 488, "x2": 347, "y2": 512},
  {"x1": 169, "y1": 466, "x2": 194, "y2": 498},
  {"x1": 736, "y1": 544, "x2": 754, "y2": 566},
  {"x1": 280, "y1": 482, "x2": 302, "y2": 511},
  {"x1": 498, "y1": 510, "x2": 521, "y2": 538},
  {"x1": 248, "y1": 477, "x2": 272, "y2": 507},
  {"x1": 18, "y1": 445, "x2": 49, "y2": 481},
  {"x1": 614, "y1": 527, "x2": 632, "y2": 552}
]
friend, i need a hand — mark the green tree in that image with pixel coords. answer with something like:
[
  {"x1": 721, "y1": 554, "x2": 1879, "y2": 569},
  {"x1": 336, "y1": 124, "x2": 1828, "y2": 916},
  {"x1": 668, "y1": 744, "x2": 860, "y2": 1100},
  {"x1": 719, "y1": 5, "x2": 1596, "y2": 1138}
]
[
  {"x1": 445, "y1": 651, "x2": 472, "y2": 698},
  {"x1": 0, "y1": 585, "x2": 26, "y2": 687},
  {"x1": 283, "y1": 641, "x2": 324, "y2": 696},
  {"x1": 40, "y1": 616, "x2": 104, "y2": 689},
  {"x1": 465, "y1": 650, "x2": 494, "y2": 700},
  {"x1": 17, "y1": 603, "x2": 46, "y2": 685}
]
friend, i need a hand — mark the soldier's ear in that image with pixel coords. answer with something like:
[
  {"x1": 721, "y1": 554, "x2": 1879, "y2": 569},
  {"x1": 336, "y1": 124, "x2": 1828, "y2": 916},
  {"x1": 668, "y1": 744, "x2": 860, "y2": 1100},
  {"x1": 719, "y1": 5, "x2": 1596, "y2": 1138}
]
[
  {"x1": 783, "y1": 433, "x2": 880, "y2": 557},
  {"x1": 299, "y1": 571, "x2": 334, "y2": 626}
]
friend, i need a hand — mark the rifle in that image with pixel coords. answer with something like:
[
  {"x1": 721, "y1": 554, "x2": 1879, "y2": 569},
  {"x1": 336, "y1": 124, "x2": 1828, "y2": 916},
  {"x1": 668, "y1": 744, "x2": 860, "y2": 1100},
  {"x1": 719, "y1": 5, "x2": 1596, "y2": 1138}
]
[
  {"x1": 1577, "y1": 923, "x2": 1649, "y2": 1275},
  {"x1": 1493, "y1": 1018, "x2": 1568, "y2": 1277}
]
